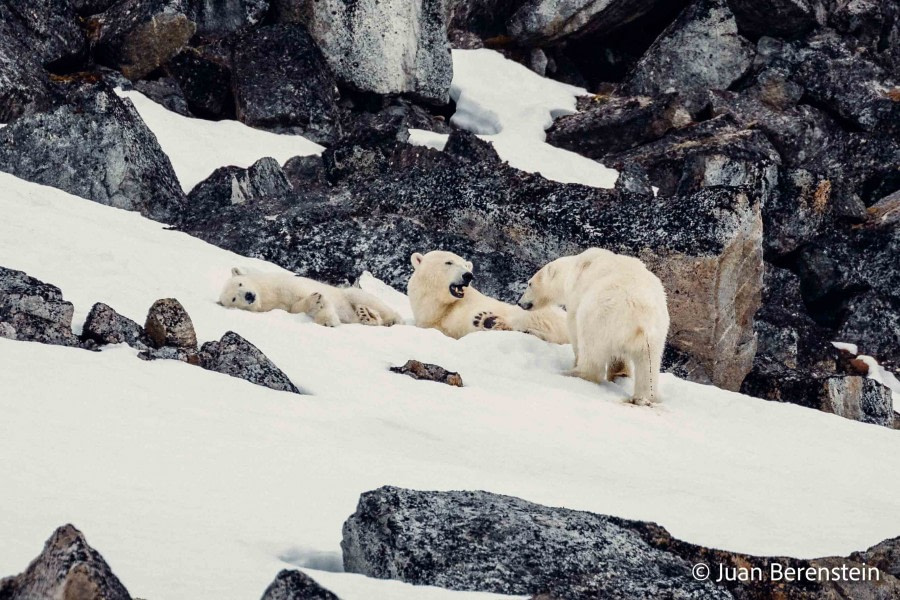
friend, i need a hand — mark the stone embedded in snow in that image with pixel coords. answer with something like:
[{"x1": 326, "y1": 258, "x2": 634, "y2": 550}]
[
  {"x1": 232, "y1": 24, "x2": 341, "y2": 144},
  {"x1": 821, "y1": 376, "x2": 894, "y2": 427},
  {"x1": 144, "y1": 298, "x2": 198, "y2": 350},
  {"x1": 91, "y1": 0, "x2": 196, "y2": 80},
  {"x1": 626, "y1": 0, "x2": 753, "y2": 97},
  {"x1": 260, "y1": 569, "x2": 340, "y2": 600},
  {"x1": 507, "y1": 0, "x2": 663, "y2": 44},
  {"x1": 0, "y1": 524, "x2": 132, "y2": 600},
  {"x1": 726, "y1": 0, "x2": 818, "y2": 39},
  {"x1": 82, "y1": 302, "x2": 151, "y2": 350},
  {"x1": 284, "y1": 0, "x2": 452, "y2": 104},
  {"x1": 390, "y1": 360, "x2": 463, "y2": 387},
  {"x1": 199, "y1": 331, "x2": 303, "y2": 394},
  {"x1": 0, "y1": 266, "x2": 81, "y2": 348},
  {"x1": 0, "y1": 83, "x2": 185, "y2": 222},
  {"x1": 189, "y1": 0, "x2": 269, "y2": 35}
]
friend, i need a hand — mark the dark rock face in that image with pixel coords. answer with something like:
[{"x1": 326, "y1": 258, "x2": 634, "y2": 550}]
[
  {"x1": 184, "y1": 156, "x2": 293, "y2": 222},
  {"x1": 0, "y1": 84, "x2": 185, "y2": 222},
  {"x1": 144, "y1": 298, "x2": 198, "y2": 350},
  {"x1": 626, "y1": 0, "x2": 753, "y2": 98},
  {"x1": 92, "y1": 0, "x2": 197, "y2": 80},
  {"x1": 0, "y1": 524, "x2": 132, "y2": 600},
  {"x1": 0, "y1": 16, "x2": 57, "y2": 122},
  {"x1": 342, "y1": 487, "x2": 900, "y2": 600},
  {"x1": 726, "y1": 0, "x2": 818, "y2": 39},
  {"x1": 82, "y1": 302, "x2": 151, "y2": 350},
  {"x1": 232, "y1": 25, "x2": 341, "y2": 143},
  {"x1": 0, "y1": 267, "x2": 81, "y2": 348},
  {"x1": 198, "y1": 331, "x2": 302, "y2": 394},
  {"x1": 1, "y1": 0, "x2": 86, "y2": 68},
  {"x1": 260, "y1": 569, "x2": 340, "y2": 600},
  {"x1": 507, "y1": 0, "x2": 664, "y2": 45},
  {"x1": 447, "y1": 0, "x2": 528, "y2": 40},
  {"x1": 168, "y1": 45, "x2": 235, "y2": 119},
  {"x1": 830, "y1": 0, "x2": 900, "y2": 72},
  {"x1": 390, "y1": 360, "x2": 464, "y2": 387},
  {"x1": 133, "y1": 77, "x2": 192, "y2": 116},
  {"x1": 190, "y1": 0, "x2": 269, "y2": 36}
]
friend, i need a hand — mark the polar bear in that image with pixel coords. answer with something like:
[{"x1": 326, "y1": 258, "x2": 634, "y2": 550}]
[
  {"x1": 219, "y1": 267, "x2": 402, "y2": 327},
  {"x1": 407, "y1": 251, "x2": 569, "y2": 344},
  {"x1": 518, "y1": 248, "x2": 670, "y2": 405}
]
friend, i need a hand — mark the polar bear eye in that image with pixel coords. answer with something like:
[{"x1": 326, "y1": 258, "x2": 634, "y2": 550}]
[
  {"x1": 238, "y1": 283, "x2": 243, "y2": 287},
  {"x1": 445, "y1": 261, "x2": 453, "y2": 265},
  {"x1": 232, "y1": 297, "x2": 236, "y2": 302}
]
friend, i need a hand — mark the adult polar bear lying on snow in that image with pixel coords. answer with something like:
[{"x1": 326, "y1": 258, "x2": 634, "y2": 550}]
[
  {"x1": 407, "y1": 250, "x2": 569, "y2": 344},
  {"x1": 518, "y1": 248, "x2": 669, "y2": 405},
  {"x1": 219, "y1": 267, "x2": 402, "y2": 327}
]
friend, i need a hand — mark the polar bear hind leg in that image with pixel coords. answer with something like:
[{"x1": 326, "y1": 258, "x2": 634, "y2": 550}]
[
  {"x1": 294, "y1": 293, "x2": 341, "y2": 327},
  {"x1": 343, "y1": 288, "x2": 402, "y2": 326},
  {"x1": 355, "y1": 305, "x2": 384, "y2": 326}
]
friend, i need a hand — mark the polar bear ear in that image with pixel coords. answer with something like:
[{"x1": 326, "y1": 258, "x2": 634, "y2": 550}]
[
  {"x1": 231, "y1": 266, "x2": 246, "y2": 277},
  {"x1": 410, "y1": 253, "x2": 424, "y2": 269},
  {"x1": 465, "y1": 261, "x2": 473, "y2": 271}
]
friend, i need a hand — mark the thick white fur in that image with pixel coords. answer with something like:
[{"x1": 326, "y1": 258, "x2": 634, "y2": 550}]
[
  {"x1": 219, "y1": 267, "x2": 402, "y2": 327},
  {"x1": 519, "y1": 248, "x2": 670, "y2": 404},
  {"x1": 407, "y1": 250, "x2": 569, "y2": 343}
]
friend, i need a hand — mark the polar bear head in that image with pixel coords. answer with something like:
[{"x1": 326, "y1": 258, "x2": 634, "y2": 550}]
[
  {"x1": 219, "y1": 267, "x2": 264, "y2": 312},
  {"x1": 518, "y1": 257, "x2": 574, "y2": 310},
  {"x1": 408, "y1": 251, "x2": 474, "y2": 303}
]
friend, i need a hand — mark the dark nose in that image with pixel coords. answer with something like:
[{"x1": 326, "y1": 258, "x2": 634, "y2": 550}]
[
  {"x1": 462, "y1": 272, "x2": 473, "y2": 284},
  {"x1": 519, "y1": 301, "x2": 533, "y2": 310},
  {"x1": 244, "y1": 292, "x2": 256, "y2": 304}
]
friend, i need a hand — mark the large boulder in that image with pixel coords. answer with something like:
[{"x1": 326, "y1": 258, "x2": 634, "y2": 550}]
[
  {"x1": 0, "y1": 16, "x2": 57, "y2": 122},
  {"x1": 232, "y1": 24, "x2": 341, "y2": 143},
  {"x1": 1, "y1": 0, "x2": 86, "y2": 68},
  {"x1": 82, "y1": 302, "x2": 152, "y2": 350},
  {"x1": 0, "y1": 524, "x2": 132, "y2": 600},
  {"x1": 0, "y1": 266, "x2": 81, "y2": 348},
  {"x1": 198, "y1": 331, "x2": 303, "y2": 394},
  {"x1": 626, "y1": 0, "x2": 753, "y2": 98},
  {"x1": 277, "y1": 0, "x2": 452, "y2": 104},
  {"x1": 0, "y1": 83, "x2": 185, "y2": 222},
  {"x1": 507, "y1": 0, "x2": 663, "y2": 45},
  {"x1": 167, "y1": 44, "x2": 235, "y2": 119},
  {"x1": 726, "y1": 0, "x2": 819, "y2": 39},
  {"x1": 189, "y1": 0, "x2": 269, "y2": 36},
  {"x1": 260, "y1": 569, "x2": 340, "y2": 600},
  {"x1": 144, "y1": 298, "x2": 198, "y2": 350}
]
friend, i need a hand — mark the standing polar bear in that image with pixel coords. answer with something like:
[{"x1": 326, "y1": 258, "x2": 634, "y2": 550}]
[
  {"x1": 518, "y1": 248, "x2": 670, "y2": 405},
  {"x1": 407, "y1": 250, "x2": 569, "y2": 344},
  {"x1": 219, "y1": 267, "x2": 402, "y2": 327}
]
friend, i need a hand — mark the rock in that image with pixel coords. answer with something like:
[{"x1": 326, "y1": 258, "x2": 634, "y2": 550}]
[
  {"x1": 507, "y1": 0, "x2": 663, "y2": 45},
  {"x1": 837, "y1": 293, "x2": 900, "y2": 366},
  {"x1": 390, "y1": 360, "x2": 463, "y2": 387},
  {"x1": 0, "y1": 83, "x2": 185, "y2": 222},
  {"x1": 0, "y1": 524, "x2": 132, "y2": 600},
  {"x1": 73, "y1": 0, "x2": 118, "y2": 16},
  {"x1": 232, "y1": 24, "x2": 341, "y2": 143},
  {"x1": 133, "y1": 77, "x2": 192, "y2": 116},
  {"x1": 339, "y1": 98, "x2": 452, "y2": 148},
  {"x1": 198, "y1": 331, "x2": 302, "y2": 394},
  {"x1": 1, "y1": 0, "x2": 86, "y2": 68},
  {"x1": 851, "y1": 536, "x2": 900, "y2": 579},
  {"x1": 546, "y1": 93, "x2": 692, "y2": 158},
  {"x1": 626, "y1": 0, "x2": 753, "y2": 98},
  {"x1": 260, "y1": 569, "x2": 340, "y2": 600},
  {"x1": 0, "y1": 266, "x2": 81, "y2": 347},
  {"x1": 726, "y1": 0, "x2": 818, "y2": 39},
  {"x1": 167, "y1": 45, "x2": 235, "y2": 119},
  {"x1": 137, "y1": 345, "x2": 199, "y2": 363},
  {"x1": 830, "y1": 0, "x2": 900, "y2": 72},
  {"x1": 821, "y1": 375, "x2": 894, "y2": 427},
  {"x1": 144, "y1": 298, "x2": 198, "y2": 350},
  {"x1": 281, "y1": 0, "x2": 452, "y2": 104},
  {"x1": 867, "y1": 190, "x2": 900, "y2": 229},
  {"x1": 0, "y1": 17, "x2": 57, "y2": 122},
  {"x1": 447, "y1": 0, "x2": 528, "y2": 40},
  {"x1": 91, "y1": 0, "x2": 197, "y2": 80},
  {"x1": 81, "y1": 302, "x2": 151, "y2": 350},
  {"x1": 189, "y1": 0, "x2": 269, "y2": 36}
]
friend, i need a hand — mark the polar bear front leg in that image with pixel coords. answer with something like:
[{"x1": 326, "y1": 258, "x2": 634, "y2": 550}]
[
  {"x1": 355, "y1": 305, "x2": 384, "y2": 326},
  {"x1": 294, "y1": 293, "x2": 341, "y2": 327},
  {"x1": 472, "y1": 311, "x2": 511, "y2": 331}
]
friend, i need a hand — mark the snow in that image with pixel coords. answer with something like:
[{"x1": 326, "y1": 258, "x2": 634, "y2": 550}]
[
  {"x1": 831, "y1": 341, "x2": 899, "y2": 403},
  {"x1": 408, "y1": 49, "x2": 619, "y2": 189},
  {"x1": 2, "y1": 172, "x2": 900, "y2": 599},
  {"x1": 831, "y1": 341, "x2": 859, "y2": 355},
  {"x1": 115, "y1": 89, "x2": 324, "y2": 193}
]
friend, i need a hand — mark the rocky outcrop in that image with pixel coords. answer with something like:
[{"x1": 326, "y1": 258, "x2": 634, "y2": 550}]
[
  {"x1": 167, "y1": 44, "x2": 235, "y2": 119},
  {"x1": 190, "y1": 0, "x2": 269, "y2": 36},
  {"x1": 1, "y1": 0, "x2": 86, "y2": 68},
  {"x1": 390, "y1": 360, "x2": 463, "y2": 387},
  {"x1": 260, "y1": 569, "x2": 340, "y2": 600},
  {"x1": 91, "y1": 0, "x2": 197, "y2": 80},
  {"x1": 508, "y1": 0, "x2": 663, "y2": 45},
  {"x1": 0, "y1": 267, "x2": 81, "y2": 348},
  {"x1": 726, "y1": 0, "x2": 819, "y2": 39},
  {"x1": 0, "y1": 83, "x2": 185, "y2": 222},
  {"x1": 82, "y1": 302, "x2": 151, "y2": 350},
  {"x1": 133, "y1": 77, "x2": 192, "y2": 116},
  {"x1": 342, "y1": 486, "x2": 900, "y2": 600},
  {"x1": 199, "y1": 331, "x2": 303, "y2": 394},
  {"x1": 232, "y1": 25, "x2": 341, "y2": 143},
  {"x1": 277, "y1": 0, "x2": 452, "y2": 104},
  {"x1": 0, "y1": 524, "x2": 132, "y2": 600},
  {"x1": 0, "y1": 14, "x2": 57, "y2": 122},
  {"x1": 144, "y1": 298, "x2": 198, "y2": 350}
]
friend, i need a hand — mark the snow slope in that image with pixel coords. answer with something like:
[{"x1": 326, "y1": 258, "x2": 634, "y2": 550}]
[
  {"x1": 2, "y1": 172, "x2": 900, "y2": 599},
  {"x1": 116, "y1": 89, "x2": 324, "y2": 193},
  {"x1": 409, "y1": 49, "x2": 619, "y2": 188}
]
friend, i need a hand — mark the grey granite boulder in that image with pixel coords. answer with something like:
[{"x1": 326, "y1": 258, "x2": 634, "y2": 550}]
[
  {"x1": 82, "y1": 302, "x2": 151, "y2": 350},
  {"x1": 1, "y1": 0, "x2": 86, "y2": 68},
  {"x1": 189, "y1": 0, "x2": 269, "y2": 36},
  {"x1": 508, "y1": 0, "x2": 663, "y2": 45},
  {"x1": 199, "y1": 331, "x2": 303, "y2": 394},
  {"x1": 0, "y1": 266, "x2": 81, "y2": 348},
  {"x1": 144, "y1": 298, "x2": 198, "y2": 350},
  {"x1": 0, "y1": 15, "x2": 57, "y2": 122},
  {"x1": 726, "y1": 0, "x2": 818, "y2": 39},
  {"x1": 260, "y1": 569, "x2": 340, "y2": 600},
  {"x1": 0, "y1": 83, "x2": 185, "y2": 222}
]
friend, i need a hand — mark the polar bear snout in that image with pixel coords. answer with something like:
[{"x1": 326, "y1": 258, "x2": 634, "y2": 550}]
[
  {"x1": 518, "y1": 299, "x2": 533, "y2": 310},
  {"x1": 244, "y1": 291, "x2": 256, "y2": 305},
  {"x1": 449, "y1": 271, "x2": 473, "y2": 299}
]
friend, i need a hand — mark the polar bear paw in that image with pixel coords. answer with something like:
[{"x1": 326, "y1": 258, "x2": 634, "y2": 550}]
[
  {"x1": 627, "y1": 396, "x2": 654, "y2": 407},
  {"x1": 356, "y1": 306, "x2": 383, "y2": 326},
  {"x1": 472, "y1": 311, "x2": 510, "y2": 331}
]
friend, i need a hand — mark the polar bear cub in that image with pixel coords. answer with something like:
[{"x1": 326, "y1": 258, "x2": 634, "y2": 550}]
[
  {"x1": 407, "y1": 250, "x2": 569, "y2": 344},
  {"x1": 219, "y1": 267, "x2": 402, "y2": 327},
  {"x1": 518, "y1": 248, "x2": 670, "y2": 405}
]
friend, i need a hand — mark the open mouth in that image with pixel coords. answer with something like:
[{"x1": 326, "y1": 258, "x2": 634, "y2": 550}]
[{"x1": 449, "y1": 283, "x2": 467, "y2": 299}]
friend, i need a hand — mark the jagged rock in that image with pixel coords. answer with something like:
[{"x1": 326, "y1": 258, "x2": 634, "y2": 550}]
[
  {"x1": 232, "y1": 24, "x2": 341, "y2": 143},
  {"x1": 867, "y1": 190, "x2": 900, "y2": 229},
  {"x1": 0, "y1": 524, "x2": 132, "y2": 600},
  {"x1": 390, "y1": 360, "x2": 463, "y2": 387},
  {"x1": 137, "y1": 345, "x2": 199, "y2": 363},
  {"x1": 133, "y1": 77, "x2": 192, "y2": 116},
  {"x1": 144, "y1": 298, "x2": 198, "y2": 350},
  {"x1": 613, "y1": 162, "x2": 653, "y2": 196},
  {"x1": 82, "y1": 302, "x2": 151, "y2": 350},
  {"x1": 821, "y1": 375, "x2": 894, "y2": 426},
  {"x1": 0, "y1": 266, "x2": 81, "y2": 347},
  {"x1": 339, "y1": 98, "x2": 452, "y2": 147},
  {"x1": 837, "y1": 293, "x2": 900, "y2": 366},
  {"x1": 198, "y1": 331, "x2": 302, "y2": 394},
  {"x1": 0, "y1": 17, "x2": 57, "y2": 122},
  {"x1": 0, "y1": 83, "x2": 185, "y2": 222},
  {"x1": 260, "y1": 569, "x2": 340, "y2": 600},
  {"x1": 447, "y1": 0, "x2": 528, "y2": 40},
  {"x1": 851, "y1": 537, "x2": 900, "y2": 579},
  {"x1": 189, "y1": 0, "x2": 269, "y2": 36},
  {"x1": 626, "y1": 0, "x2": 753, "y2": 98},
  {"x1": 167, "y1": 45, "x2": 235, "y2": 119},
  {"x1": 726, "y1": 0, "x2": 818, "y2": 39},
  {"x1": 278, "y1": 0, "x2": 452, "y2": 104},
  {"x1": 73, "y1": 0, "x2": 117, "y2": 16},
  {"x1": 829, "y1": 0, "x2": 900, "y2": 72},
  {"x1": 1, "y1": 0, "x2": 86, "y2": 68},
  {"x1": 91, "y1": 0, "x2": 196, "y2": 80},
  {"x1": 546, "y1": 93, "x2": 692, "y2": 158},
  {"x1": 183, "y1": 156, "x2": 293, "y2": 223},
  {"x1": 507, "y1": 0, "x2": 663, "y2": 45}
]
